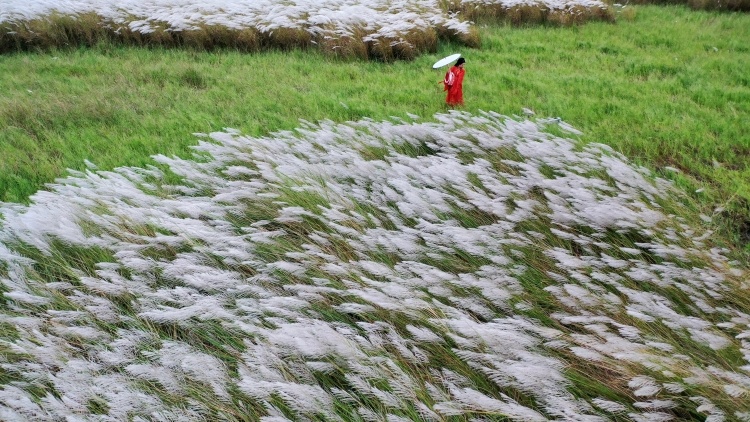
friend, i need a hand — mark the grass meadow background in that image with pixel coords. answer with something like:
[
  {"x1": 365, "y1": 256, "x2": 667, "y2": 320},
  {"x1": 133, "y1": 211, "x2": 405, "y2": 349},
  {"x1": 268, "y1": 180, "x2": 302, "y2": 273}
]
[{"x1": 1, "y1": 6, "x2": 748, "y2": 254}]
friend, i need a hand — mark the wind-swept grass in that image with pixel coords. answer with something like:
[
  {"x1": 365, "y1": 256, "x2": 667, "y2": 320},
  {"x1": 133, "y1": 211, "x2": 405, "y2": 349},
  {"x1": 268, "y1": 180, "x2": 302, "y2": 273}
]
[
  {"x1": 0, "y1": 112, "x2": 748, "y2": 420},
  {"x1": 0, "y1": 6, "x2": 749, "y2": 418},
  {"x1": 2, "y1": 5, "x2": 748, "y2": 255}
]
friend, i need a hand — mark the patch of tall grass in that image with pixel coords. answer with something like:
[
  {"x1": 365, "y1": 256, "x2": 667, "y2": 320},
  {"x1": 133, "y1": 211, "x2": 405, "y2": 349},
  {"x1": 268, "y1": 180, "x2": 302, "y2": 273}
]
[
  {"x1": 0, "y1": 15, "x2": 455, "y2": 59},
  {"x1": 443, "y1": 0, "x2": 616, "y2": 26},
  {"x1": 0, "y1": 0, "x2": 484, "y2": 58},
  {"x1": 0, "y1": 111, "x2": 748, "y2": 419}
]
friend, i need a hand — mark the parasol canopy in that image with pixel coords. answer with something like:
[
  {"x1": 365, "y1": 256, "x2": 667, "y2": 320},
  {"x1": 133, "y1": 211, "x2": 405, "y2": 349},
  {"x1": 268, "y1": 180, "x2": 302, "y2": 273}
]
[{"x1": 432, "y1": 53, "x2": 461, "y2": 69}]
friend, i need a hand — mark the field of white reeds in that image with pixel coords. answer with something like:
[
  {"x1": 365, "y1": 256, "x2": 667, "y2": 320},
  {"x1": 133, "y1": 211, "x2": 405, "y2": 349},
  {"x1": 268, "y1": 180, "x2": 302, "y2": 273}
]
[
  {"x1": 0, "y1": 0, "x2": 465, "y2": 58},
  {"x1": 1, "y1": 112, "x2": 748, "y2": 420},
  {"x1": 0, "y1": 0, "x2": 620, "y2": 57}
]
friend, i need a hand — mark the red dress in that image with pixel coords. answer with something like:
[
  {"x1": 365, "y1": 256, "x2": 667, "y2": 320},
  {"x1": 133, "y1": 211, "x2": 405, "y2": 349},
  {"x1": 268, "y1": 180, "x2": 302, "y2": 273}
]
[{"x1": 443, "y1": 65, "x2": 465, "y2": 107}]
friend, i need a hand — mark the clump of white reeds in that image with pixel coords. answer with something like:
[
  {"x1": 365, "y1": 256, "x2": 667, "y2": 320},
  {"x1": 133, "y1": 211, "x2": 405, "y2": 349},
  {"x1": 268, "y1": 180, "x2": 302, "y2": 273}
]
[
  {"x1": 0, "y1": 0, "x2": 477, "y2": 57},
  {"x1": 0, "y1": 111, "x2": 747, "y2": 420}
]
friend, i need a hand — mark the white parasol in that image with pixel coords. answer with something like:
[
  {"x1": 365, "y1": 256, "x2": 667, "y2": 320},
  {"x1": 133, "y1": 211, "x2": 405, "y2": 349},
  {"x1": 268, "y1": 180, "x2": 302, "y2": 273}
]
[{"x1": 432, "y1": 53, "x2": 461, "y2": 69}]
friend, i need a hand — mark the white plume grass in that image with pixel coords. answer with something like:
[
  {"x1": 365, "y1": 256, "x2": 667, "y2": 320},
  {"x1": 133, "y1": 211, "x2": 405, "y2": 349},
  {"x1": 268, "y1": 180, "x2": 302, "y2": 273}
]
[{"x1": 0, "y1": 111, "x2": 746, "y2": 419}]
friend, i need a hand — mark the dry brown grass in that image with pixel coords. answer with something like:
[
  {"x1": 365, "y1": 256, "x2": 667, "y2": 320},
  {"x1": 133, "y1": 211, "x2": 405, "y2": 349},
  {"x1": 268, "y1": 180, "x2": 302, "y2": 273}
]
[
  {"x1": 404, "y1": 27, "x2": 439, "y2": 56},
  {"x1": 261, "y1": 27, "x2": 313, "y2": 51},
  {"x1": 318, "y1": 28, "x2": 369, "y2": 60},
  {"x1": 366, "y1": 37, "x2": 397, "y2": 62},
  {"x1": 182, "y1": 25, "x2": 259, "y2": 51},
  {"x1": 435, "y1": 23, "x2": 481, "y2": 49},
  {"x1": 368, "y1": 28, "x2": 439, "y2": 61},
  {"x1": 113, "y1": 19, "x2": 179, "y2": 47},
  {"x1": 507, "y1": 4, "x2": 547, "y2": 25},
  {"x1": 0, "y1": 12, "x2": 468, "y2": 60},
  {"x1": 0, "y1": 12, "x2": 109, "y2": 53},
  {"x1": 446, "y1": 1, "x2": 616, "y2": 26},
  {"x1": 318, "y1": 25, "x2": 441, "y2": 61}
]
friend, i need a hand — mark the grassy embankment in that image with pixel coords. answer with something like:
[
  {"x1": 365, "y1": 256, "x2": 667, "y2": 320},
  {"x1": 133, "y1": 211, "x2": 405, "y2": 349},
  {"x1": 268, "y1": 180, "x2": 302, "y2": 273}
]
[{"x1": 1, "y1": 5, "x2": 749, "y2": 251}]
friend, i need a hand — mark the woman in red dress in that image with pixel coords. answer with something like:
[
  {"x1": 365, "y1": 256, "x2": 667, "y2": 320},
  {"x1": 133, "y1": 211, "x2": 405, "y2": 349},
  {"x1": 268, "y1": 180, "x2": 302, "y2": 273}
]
[{"x1": 443, "y1": 57, "x2": 465, "y2": 108}]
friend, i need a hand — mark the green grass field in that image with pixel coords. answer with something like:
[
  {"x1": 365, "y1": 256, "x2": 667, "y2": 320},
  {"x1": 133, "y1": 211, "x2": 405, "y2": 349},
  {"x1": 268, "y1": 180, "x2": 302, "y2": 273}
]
[
  {"x1": 1, "y1": 5, "x2": 749, "y2": 249},
  {"x1": 2, "y1": 5, "x2": 750, "y2": 419}
]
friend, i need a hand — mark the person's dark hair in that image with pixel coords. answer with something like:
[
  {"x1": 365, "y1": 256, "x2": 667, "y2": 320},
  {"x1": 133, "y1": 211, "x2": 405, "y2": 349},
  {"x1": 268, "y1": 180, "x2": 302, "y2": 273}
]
[{"x1": 455, "y1": 57, "x2": 465, "y2": 66}]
